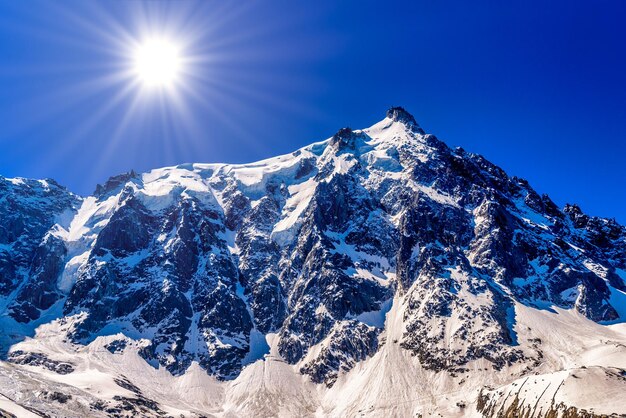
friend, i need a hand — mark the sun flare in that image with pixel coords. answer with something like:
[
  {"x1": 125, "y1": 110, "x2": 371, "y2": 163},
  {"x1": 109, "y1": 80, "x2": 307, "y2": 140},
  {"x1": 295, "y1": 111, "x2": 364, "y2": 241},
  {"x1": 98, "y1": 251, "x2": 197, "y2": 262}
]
[{"x1": 132, "y1": 38, "x2": 182, "y2": 88}]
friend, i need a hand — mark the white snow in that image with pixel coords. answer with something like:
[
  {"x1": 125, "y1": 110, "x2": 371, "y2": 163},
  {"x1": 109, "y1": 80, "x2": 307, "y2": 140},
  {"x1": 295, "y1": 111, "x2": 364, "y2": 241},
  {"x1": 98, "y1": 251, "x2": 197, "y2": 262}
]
[
  {"x1": 356, "y1": 298, "x2": 393, "y2": 328},
  {"x1": 5, "y1": 177, "x2": 26, "y2": 186},
  {"x1": 271, "y1": 177, "x2": 318, "y2": 246},
  {"x1": 0, "y1": 394, "x2": 41, "y2": 418},
  {"x1": 241, "y1": 330, "x2": 270, "y2": 366}
]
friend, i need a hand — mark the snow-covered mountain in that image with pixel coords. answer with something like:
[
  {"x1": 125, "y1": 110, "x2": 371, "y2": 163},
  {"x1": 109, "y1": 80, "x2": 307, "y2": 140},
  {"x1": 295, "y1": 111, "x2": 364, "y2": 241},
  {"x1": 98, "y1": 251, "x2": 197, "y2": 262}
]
[{"x1": 1, "y1": 107, "x2": 625, "y2": 417}]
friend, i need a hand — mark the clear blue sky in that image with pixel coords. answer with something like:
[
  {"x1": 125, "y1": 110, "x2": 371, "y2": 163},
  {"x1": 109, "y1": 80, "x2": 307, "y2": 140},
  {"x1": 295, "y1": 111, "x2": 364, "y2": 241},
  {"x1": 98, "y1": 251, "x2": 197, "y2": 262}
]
[{"x1": 0, "y1": 1, "x2": 624, "y2": 222}]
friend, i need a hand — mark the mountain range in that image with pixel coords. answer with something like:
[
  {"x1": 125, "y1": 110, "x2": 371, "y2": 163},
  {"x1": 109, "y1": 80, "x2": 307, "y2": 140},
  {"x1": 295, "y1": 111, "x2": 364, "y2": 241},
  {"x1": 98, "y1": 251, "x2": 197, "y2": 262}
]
[{"x1": 0, "y1": 107, "x2": 625, "y2": 417}]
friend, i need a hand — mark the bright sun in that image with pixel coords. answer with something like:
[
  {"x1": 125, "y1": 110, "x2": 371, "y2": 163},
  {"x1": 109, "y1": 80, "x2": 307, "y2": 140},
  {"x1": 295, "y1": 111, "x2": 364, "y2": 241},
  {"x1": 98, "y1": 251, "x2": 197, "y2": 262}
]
[{"x1": 132, "y1": 38, "x2": 182, "y2": 88}]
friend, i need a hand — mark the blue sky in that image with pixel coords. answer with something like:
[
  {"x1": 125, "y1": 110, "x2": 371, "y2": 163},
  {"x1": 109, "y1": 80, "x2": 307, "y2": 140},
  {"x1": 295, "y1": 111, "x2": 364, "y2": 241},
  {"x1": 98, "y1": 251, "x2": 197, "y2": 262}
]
[{"x1": 0, "y1": 1, "x2": 624, "y2": 222}]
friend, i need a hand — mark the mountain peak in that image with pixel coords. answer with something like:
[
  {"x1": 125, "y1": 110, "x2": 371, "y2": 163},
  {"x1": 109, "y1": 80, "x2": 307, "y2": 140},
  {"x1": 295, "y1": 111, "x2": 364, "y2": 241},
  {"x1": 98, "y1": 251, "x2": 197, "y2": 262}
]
[
  {"x1": 386, "y1": 106, "x2": 424, "y2": 133},
  {"x1": 94, "y1": 169, "x2": 139, "y2": 198},
  {"x1": 330, "y1": 126, "x2": 353, "y2": 144}
]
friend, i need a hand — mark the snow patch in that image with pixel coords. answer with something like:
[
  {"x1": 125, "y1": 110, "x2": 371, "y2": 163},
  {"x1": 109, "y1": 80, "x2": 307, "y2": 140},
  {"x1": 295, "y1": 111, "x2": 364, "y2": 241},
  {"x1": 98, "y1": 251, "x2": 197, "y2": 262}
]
[{"x1": 356, "y1": 299, "x2": 393, "y2": 328}]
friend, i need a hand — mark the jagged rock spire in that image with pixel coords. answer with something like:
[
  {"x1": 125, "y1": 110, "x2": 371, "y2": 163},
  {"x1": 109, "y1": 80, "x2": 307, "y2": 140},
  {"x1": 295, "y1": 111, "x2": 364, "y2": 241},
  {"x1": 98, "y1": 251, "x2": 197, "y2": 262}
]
[
  {"x1": 94, "y1": 170, "x2": 139, "y2": 198},
  {"x1": 386, "y1": 106, "x2": 424, "y2": 134}
]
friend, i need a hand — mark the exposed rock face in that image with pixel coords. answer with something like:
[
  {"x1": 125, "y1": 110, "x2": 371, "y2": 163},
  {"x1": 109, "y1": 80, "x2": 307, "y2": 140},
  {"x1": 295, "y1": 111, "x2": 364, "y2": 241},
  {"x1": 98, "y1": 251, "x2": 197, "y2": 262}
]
[
  {"x1": 477, "y1": 367, "x2": 626, "y2": 418},
  {"x1": 0, "y1": 107, "x2": 624, "y2": 392},
  {"x1": 8, "y1": 350, "x2": 74, "y2": 374},
  {"x1": 64, "y1": 188, "x2": 252, "y2": 379},
  {"x1": 300, "y1": 320, "x2": 380, "y2": 386},
  {"x1": 0, "y1": 177, "x2": 79, "y2": 324}
]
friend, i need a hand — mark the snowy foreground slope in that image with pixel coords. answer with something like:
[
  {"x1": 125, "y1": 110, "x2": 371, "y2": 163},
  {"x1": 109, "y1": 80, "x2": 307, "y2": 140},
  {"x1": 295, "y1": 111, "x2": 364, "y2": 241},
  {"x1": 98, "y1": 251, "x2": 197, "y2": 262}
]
[{"x1": 0, "y1": 107, "x2": 625, "y2": 417}]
